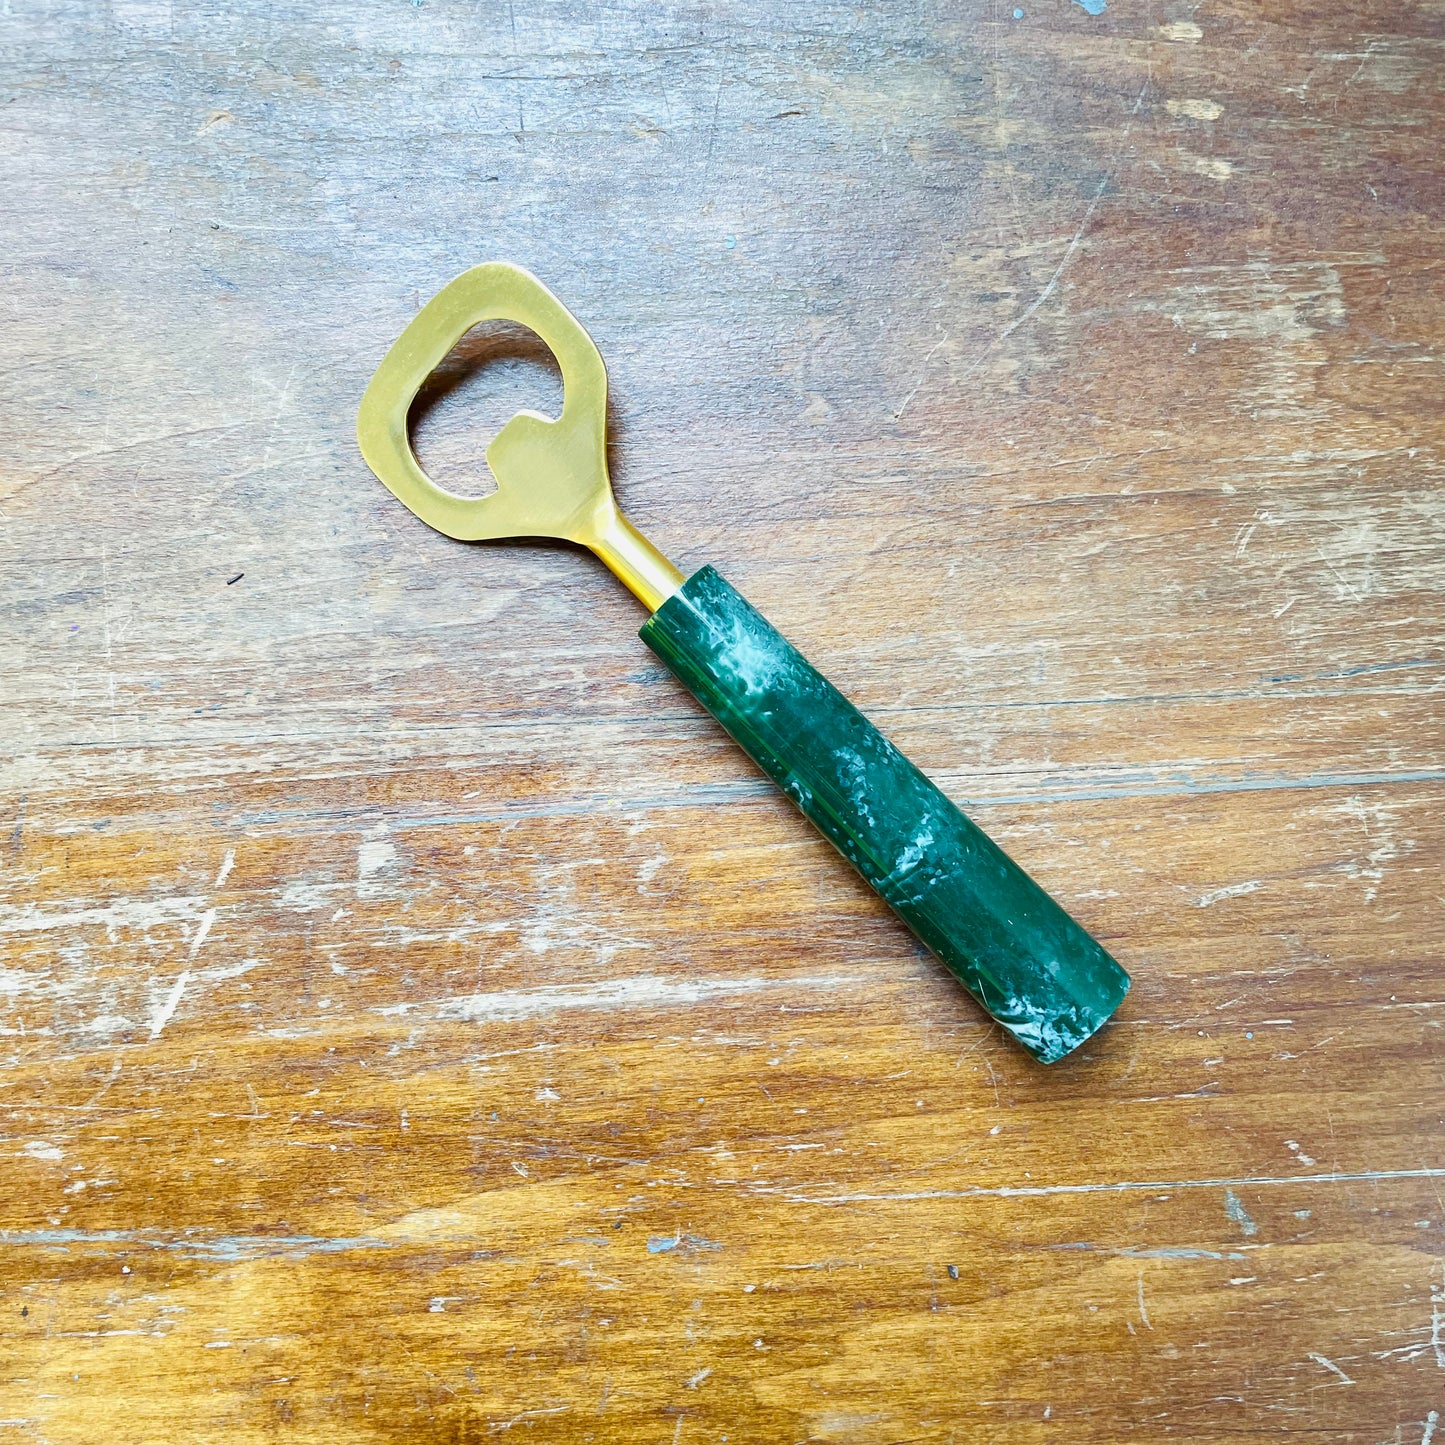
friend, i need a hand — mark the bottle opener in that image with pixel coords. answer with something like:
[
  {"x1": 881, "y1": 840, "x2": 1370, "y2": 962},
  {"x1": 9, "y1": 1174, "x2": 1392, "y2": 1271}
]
[{"x1": 357, "y1": 262, "x2": 1130, "y2": 1063}]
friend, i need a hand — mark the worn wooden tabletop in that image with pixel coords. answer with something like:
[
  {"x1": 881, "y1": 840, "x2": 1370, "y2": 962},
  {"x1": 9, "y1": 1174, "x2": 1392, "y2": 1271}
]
[{"x1": 2, "y1": 1, "x2": 1442, "y2": 1440}]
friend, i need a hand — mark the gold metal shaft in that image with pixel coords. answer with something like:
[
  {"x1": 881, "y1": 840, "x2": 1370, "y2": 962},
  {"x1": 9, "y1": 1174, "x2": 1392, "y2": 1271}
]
[{"x1": 592, "y1": 512, "x2": 684, "y2": 612}]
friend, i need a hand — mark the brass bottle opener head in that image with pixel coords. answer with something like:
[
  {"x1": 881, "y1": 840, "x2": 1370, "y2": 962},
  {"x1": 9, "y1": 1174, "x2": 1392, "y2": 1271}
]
[{"x1": 357, "y1": 262, "x2": 682, "y2": 610}]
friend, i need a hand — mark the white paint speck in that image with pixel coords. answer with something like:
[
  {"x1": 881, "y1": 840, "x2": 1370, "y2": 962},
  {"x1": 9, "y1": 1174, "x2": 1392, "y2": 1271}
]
[
  {"x1": 1306, "y1": 1351, "x2": 1354, "y2": 1385},
  {"x1": 1431, "y1": 1263, "x2": 1445, "y2": 1367},
  {"x1": 1195, "y1": 880, "x2": 1263, "y2": 908},
  {"x1": 82, "y1": 1014, "x2": 135, "y2": 1034},
  {"x1": 148, "y1": 971, "x2": 191, "y2": 1038},
  {"x1": 372, "y1": 972, "x2": 864, "y2": 1025},
  {"x1": 214, "y1": 850, "x2": 235, "y2": 888},
  {"x1": 0, "y1": 896, "x2": 206, "y2": 936},
  {"x1": 1187, "y1": 155, "x2": 1234, "y2": 181},
  {"x1": 1337, "y1": 793, "x2": 1401, "y2": 904},
  {"x1": 636, "y1": 854, "x2": 668, "y2": 888},
  {"x1": 357, "y1": 833, "x2": 400, "y2": 898},
  {"x1": 1224, "y1": 1188, "x2": 1258, "y2": 1236},
  {"x1": 1166, "y1": 98, "x2": 1224, "y2": 121},
  {"x1": 187, "y1": 908, "x2": 216, "y2": 958}
]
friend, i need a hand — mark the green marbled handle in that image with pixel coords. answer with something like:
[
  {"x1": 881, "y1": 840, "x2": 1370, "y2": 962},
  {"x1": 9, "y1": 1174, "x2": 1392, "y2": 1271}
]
[{"x1": 639, "y1": 566, "x2": 1130, "y2": 1064}]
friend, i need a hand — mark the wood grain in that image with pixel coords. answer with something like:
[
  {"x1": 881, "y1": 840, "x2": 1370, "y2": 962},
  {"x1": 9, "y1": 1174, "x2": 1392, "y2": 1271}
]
[{"x1": 1, "y1": 0, "x2": 1442, "y2": 1439}]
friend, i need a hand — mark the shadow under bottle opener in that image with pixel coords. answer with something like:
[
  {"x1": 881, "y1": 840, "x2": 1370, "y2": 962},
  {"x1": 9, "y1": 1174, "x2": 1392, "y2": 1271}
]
[{"x1": 357, "y1": 262, "x2": 1130, "y2": 1063}]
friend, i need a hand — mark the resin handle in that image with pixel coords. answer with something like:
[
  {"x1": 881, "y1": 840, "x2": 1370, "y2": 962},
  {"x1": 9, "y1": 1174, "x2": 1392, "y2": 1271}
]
[{"x1": 639, "y1": 566, "x2": 1130, "y2": 1064}]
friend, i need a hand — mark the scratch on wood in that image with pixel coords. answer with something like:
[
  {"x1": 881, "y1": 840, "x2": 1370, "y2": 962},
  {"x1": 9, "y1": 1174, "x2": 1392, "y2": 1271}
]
[{"x1": 778, "y1": 1169, "x2": 1445, "y2": 1205}]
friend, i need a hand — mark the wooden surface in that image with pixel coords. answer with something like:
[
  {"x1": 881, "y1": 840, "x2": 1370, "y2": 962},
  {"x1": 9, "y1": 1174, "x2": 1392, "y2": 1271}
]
[{"x1": 2, "y1": 1, "x2": 1442, "y2": 1439}]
